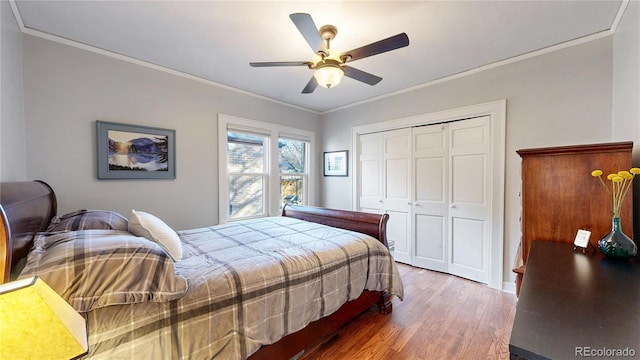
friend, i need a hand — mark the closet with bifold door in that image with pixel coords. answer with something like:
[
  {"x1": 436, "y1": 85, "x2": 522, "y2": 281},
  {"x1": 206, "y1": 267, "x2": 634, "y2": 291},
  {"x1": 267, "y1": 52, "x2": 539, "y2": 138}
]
[{"x1": 357, "y1": 116, "x2": 492, "y2": 284}]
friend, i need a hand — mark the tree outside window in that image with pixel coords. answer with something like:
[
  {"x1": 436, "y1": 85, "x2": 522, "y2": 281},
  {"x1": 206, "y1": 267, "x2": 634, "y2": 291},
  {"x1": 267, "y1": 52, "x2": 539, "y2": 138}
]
[{"x1": 279, "y1": 138, "x2": 307, "y2": 207}]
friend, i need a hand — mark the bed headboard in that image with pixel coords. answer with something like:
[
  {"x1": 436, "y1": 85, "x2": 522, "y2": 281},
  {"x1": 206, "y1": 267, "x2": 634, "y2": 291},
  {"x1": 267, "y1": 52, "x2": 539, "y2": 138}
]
[
  {"x1": 281, "y1": 204, "x2": 389, "y2": 248},
  {"x1": 0, "y1": 180, "x2": 57, "y2": 283}
]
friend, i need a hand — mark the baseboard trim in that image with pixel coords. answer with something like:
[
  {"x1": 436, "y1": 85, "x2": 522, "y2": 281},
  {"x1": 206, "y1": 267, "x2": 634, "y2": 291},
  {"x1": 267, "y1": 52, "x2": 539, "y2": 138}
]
[{"x1": 502, "y1": 281, "x2": 516, "y2": 294}]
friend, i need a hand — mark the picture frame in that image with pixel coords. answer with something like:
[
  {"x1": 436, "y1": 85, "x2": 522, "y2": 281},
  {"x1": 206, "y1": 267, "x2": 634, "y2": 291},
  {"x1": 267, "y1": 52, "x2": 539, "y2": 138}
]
[
  {"x1": 96, "y1": 120, "x2": 176, "y2": 179},
  {"x1": 573, "y1": 228, "x2": 593, "y2": 254},
  {"x1": 323, "y1": 150, "x2": 348, "y2": 177}
]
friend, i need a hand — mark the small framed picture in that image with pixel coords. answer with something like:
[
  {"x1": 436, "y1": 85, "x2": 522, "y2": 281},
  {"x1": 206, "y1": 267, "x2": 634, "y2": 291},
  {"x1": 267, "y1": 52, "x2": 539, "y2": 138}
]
[
  {"x1": 96, "y1": 120, "x2": 176, "y2": 179},
  {"x1": 573, "y1": 229, "x2": 592, "y2": 252},
  {"x1": 323, "y1": 150, "x2": 348, "y2": 177}
]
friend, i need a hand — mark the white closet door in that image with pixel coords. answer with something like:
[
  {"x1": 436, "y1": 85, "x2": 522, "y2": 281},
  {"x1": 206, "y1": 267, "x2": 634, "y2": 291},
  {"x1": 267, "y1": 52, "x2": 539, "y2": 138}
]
[
  {"x1": 411, "y1": 124, "x2": 448, "y2": 272},
  {"x1": 383, "y1": 128, "x2": 411, "y2": 264},
  {"x1": 358, "y1": 132, "x2": 384, "y2": 215},
  {"x1": 447, "y1": 116, "x2": 491, "y2": 284}
]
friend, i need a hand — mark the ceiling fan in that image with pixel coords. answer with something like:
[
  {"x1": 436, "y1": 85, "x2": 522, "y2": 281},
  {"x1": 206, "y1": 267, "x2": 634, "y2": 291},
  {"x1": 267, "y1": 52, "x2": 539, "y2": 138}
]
[{"x1": 250, "y1": 13, "x2": 409, "y2": 94}]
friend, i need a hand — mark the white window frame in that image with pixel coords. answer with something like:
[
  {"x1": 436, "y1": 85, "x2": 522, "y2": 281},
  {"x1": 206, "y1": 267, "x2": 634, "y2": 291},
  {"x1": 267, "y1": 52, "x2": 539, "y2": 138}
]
[{"x1": 218, "y1": 114, "x2": 315, "y2": 223}]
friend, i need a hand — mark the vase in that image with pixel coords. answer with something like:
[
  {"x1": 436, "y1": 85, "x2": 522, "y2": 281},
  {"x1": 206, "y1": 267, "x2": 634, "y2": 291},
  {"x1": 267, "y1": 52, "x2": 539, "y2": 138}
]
[{"x1": 598, "y1": 216, "x2": 637, "y2": 258}]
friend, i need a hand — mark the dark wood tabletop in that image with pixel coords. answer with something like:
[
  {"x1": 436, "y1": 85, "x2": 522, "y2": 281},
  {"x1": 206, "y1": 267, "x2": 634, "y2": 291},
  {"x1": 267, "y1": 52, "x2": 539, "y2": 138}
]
[{"x1": 509, "y1": 241, "x2": 640, "y2": 360}]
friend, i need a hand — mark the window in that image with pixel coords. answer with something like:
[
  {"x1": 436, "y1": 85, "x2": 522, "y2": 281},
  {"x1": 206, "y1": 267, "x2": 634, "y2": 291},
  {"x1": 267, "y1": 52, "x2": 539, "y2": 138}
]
[
  {"x1": 279, "y1": 138, "x2": 307, "y2": 207},
  {"x1": 218, "y1": 115, "x2": 314, "y2": 223},
  {"x1": 227, "y1": 131, "x2": 268, "y2": 219}
]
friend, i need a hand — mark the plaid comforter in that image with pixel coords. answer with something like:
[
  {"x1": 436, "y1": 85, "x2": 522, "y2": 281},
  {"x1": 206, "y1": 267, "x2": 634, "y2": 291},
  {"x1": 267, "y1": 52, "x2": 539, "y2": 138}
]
[{"x1": 84, "y1": 216, "x2": 404, "y2": 359}]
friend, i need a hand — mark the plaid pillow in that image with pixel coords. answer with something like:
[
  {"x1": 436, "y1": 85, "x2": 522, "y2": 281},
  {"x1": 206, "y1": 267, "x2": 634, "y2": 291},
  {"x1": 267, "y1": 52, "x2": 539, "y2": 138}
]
[
  {"x1": 19, "y1": 230, "x2": 187, "y2": 312},
  {"x1": 47, "y1": 209, "x2": 128, "y2": 232}
]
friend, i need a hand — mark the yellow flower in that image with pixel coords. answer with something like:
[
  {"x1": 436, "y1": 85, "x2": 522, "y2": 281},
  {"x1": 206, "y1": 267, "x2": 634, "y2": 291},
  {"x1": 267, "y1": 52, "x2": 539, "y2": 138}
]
[
  {"x1": 591, "y1": 167, "x2": 639, "y2": 217},
  {"x1": 618, "y1": 171, "x2": 633, "y2": 180}
]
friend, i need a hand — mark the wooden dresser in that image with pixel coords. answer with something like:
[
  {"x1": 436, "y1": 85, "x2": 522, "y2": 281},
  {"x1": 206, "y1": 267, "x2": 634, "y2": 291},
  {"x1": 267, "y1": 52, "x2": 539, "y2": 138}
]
[{"x1": 513, "y1": 142, "x2": 634, "y2": 295}]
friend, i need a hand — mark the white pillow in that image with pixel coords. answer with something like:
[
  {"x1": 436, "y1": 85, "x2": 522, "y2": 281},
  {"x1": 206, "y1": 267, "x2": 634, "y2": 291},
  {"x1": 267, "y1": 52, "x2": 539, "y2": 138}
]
[{"x1": 128, "y1": 210, "x2": 182, "y2": 261}]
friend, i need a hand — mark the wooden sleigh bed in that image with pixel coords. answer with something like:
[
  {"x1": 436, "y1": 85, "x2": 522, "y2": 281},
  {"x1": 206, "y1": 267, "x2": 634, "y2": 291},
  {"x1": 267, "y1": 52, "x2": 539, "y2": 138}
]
[{"x1": 0, "y1": 180, "x2": 401, "y2": 360}]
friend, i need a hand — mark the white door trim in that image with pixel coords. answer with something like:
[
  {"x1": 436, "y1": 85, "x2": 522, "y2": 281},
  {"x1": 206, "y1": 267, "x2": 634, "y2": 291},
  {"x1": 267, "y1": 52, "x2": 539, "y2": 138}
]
[{"x1": 351, "y1": 100, "x2": 506, "y2": 290}]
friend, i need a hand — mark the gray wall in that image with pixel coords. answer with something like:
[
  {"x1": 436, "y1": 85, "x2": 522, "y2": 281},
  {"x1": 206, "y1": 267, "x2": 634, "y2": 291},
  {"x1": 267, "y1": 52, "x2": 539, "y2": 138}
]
[
  {"x1": 22, "y1": 35, "x2": 321, "y2": 230},
  {"x1": 1, "y1": 0, "x2": 26, "y2": 182},
  {"x1": 321, "y1": 37, "x2": 617, "y2": 286},
  {"x1": 612, "y1": 1, "x2": 640, "y2": 238},
  {"x1": 613, "y1": 1, "x2": 640, "y2": 147}
]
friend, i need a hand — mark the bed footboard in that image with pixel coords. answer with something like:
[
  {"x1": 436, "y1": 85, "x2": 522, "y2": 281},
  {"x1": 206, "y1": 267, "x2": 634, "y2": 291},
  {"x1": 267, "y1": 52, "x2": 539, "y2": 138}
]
[
  {"x1": 378, "y1": 291, "x2": 393, "y2": 315},
  {"x1": 249, "y1": 290, "x2": 389, "y2": 360},
  {"x1": 281, "y1": 204, "x2": 389, "y2": 248},
  {"x1": 248, "y1": 205, "x2": 394, "y2": 359}
]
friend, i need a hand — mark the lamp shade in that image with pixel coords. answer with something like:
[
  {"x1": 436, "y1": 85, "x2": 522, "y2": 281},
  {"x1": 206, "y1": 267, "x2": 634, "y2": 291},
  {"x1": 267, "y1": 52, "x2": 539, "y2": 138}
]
[
  {"x1": 0, "y1": 277, "x2": 88, "y2": 359},
  {"x1": 314, "y1": 65, "x2": 344, "y2": 89}
]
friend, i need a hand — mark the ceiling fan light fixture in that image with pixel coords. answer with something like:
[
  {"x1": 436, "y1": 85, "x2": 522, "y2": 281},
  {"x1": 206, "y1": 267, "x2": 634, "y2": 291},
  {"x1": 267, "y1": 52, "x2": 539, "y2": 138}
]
[{"x1": 314, "y1": 63, "x2": 344, "y2": 89}]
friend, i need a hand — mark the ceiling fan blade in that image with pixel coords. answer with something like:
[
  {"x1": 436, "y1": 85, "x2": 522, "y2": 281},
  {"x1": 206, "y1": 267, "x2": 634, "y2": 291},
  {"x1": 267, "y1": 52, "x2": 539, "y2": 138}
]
[
  {"x1": 342, "y1": 33, "x2": 409, "y2": 62},
  {"x1": 250, "y1": 61, "x2": 311, "y2": 67},
  {"x1": 290, "y1": 13, "x2": 328, "y2": 55},
  {"x1": 302, "y1": 77, "x2": 318, "y2": 94},
  {"x1": 343, "y1": 65, "x2": 382, "y2": 86}
]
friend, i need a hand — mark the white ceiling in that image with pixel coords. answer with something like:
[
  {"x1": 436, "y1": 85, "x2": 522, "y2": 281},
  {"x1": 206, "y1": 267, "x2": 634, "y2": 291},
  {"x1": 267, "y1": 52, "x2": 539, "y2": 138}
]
[{"x1": 12, "y1": 1, "x2": 624, "y2": 113}]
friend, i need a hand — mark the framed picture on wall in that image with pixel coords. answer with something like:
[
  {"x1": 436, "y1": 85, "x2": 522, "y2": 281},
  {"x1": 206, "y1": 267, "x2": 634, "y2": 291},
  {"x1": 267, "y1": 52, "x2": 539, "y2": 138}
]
[
  {"x1": 323, "y1": 150, "x2": 348, "y2": 177},
  {"x1": 96, "y1": 120, "x2": 176, "y2": 179}
]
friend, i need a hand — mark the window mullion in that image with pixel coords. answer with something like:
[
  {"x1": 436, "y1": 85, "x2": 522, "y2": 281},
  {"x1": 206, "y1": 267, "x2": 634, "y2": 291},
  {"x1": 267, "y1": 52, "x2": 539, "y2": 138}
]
[{"x1": 268, "y1": 132, "x2": 280, "y2": 216}]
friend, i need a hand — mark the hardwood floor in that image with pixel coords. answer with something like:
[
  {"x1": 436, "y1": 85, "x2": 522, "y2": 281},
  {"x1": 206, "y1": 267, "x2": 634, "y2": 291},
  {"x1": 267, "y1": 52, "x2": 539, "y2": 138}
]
[{"x1": 300, "y1": 263, "x2": 517, "y2": 360}]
